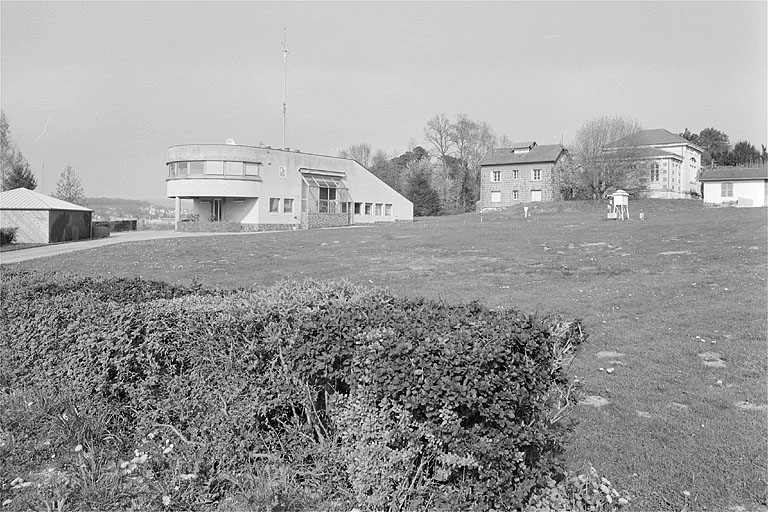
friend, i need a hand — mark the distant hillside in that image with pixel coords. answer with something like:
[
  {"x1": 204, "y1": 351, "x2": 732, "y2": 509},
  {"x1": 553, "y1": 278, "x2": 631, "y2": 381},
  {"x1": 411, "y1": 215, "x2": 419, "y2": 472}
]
[
  {"x1": 86, "y1": 197, "x2": 154, "y2": 207},
  {"x1": 86, "y1": 197, "x2": 181, "y2": 221}
]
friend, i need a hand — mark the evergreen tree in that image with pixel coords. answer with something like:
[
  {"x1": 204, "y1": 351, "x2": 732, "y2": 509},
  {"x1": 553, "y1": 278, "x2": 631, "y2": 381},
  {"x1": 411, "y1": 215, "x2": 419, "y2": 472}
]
[
  {"x1": 406, "y1": 167, "x2": 442, "y2": 217},
  {"x1": 4, "y1": 151, "x2": 37, "y2": 190},
  {"x1": 0, "y1": 110, "x2": 36, "y2": 191},
  {"x1": 55, "y1": 164, "x2": 87, "y2": 206}
]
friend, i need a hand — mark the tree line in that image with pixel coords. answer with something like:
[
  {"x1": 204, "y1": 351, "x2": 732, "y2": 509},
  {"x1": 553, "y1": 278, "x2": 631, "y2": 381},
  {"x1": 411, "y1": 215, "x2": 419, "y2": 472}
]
[
  {"x1": 341, "y1": 116, "x2": 768, "y2": 214},
  {"x1": 679, "y1": 127, "x2": 767, "y2": 168},
  {"x1": 1, "y1": 110, "x2": 87, "y2": 205},
  {"x1": 3, "y1": 108, "x2": 765, "y2": 216}
]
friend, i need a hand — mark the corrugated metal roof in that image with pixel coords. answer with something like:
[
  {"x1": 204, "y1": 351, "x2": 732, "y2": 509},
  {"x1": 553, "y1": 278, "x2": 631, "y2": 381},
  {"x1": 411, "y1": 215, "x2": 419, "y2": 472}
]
[
  {"x1": 699, "y1": 166, "x2": 768, "y2": 182},
  {"x1": 479, "y1": 144, "x2": 565, "y2": 166},
  {"x1": 0, "y1": 188, "x2": 92, "y2": 211}
]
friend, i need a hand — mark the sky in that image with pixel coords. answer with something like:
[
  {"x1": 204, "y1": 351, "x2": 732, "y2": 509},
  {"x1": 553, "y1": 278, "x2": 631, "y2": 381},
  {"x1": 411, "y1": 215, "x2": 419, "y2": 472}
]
[{"x1": 1, "y1": 1, "x2": 766, "y2": 201}]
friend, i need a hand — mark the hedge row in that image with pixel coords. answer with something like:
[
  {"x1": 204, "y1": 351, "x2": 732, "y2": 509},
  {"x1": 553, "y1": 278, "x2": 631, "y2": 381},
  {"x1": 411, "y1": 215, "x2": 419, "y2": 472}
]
[{"x1": 0, "y1": 268, "x2": 587, "y2": 510}]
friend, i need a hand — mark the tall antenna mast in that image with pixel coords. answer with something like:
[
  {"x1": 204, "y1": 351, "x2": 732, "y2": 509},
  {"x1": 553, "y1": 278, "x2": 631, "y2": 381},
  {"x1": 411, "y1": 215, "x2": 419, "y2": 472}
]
[{"x1": 281, "y1": 27, "x2": 289, "y2": 149}]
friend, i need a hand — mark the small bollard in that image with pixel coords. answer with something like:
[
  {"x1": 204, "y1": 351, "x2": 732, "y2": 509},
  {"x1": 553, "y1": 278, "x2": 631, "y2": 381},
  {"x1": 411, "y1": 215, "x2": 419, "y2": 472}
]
[
  {"x1": 639, "y1": 212, "x2": 645, "y2": 220},
  {"x1": 523, "y1": 206, "x2": 529, "y2": 218}
]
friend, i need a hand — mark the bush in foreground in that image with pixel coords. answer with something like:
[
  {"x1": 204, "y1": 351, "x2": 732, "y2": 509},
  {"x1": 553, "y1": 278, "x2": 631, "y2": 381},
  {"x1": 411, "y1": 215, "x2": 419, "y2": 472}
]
[
  {"x1": 0, "y1": 268, "x2": 623, "y2": 511},
  {"x1": 0, "y1": 227, "x2": 17, "y2": 245}
]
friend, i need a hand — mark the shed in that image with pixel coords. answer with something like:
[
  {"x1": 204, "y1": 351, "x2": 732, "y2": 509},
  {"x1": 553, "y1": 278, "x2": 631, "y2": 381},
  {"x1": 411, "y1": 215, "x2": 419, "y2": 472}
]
[
  {"x1": 0, "y1": 188, "x2": 93, "y2": 243},
  {"x1": 699, "y1": 166, "x2": 768, "y2": 207}
]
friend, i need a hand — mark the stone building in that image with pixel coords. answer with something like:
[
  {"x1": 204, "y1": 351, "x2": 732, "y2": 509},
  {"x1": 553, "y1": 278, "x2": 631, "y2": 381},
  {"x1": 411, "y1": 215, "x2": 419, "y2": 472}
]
[{"x1": 478, "y1": 142, "x2": 566, "y2": 209}]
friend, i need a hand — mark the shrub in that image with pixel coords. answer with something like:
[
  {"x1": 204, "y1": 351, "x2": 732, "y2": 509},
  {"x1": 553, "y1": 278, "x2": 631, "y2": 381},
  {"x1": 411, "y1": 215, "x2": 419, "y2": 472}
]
[
  {"x1": 0, "y1": 268, "x2": 588, "y2": 511},
  {"x1": 0, "y1": 227, "x2": 18, "y2": 245}
]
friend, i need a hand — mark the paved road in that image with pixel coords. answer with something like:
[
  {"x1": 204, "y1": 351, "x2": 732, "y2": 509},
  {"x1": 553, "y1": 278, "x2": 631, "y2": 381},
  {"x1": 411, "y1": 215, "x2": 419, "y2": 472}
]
[{"x1": 0, "y1": 230, "x2": 262, "y2": 265}]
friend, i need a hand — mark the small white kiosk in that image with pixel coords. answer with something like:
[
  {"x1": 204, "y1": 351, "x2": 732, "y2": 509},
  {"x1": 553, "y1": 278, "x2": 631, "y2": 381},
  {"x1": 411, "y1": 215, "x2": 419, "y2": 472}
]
[{"x1": 611, "y1": 190, "x2": 630, "y2": 220}]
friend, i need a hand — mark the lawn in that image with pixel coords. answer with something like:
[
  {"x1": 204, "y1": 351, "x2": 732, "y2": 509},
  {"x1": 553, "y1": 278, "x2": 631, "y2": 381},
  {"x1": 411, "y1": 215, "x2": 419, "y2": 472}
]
[{"x1": 8, "y1": 199, "x2": 768, "y2": 511}]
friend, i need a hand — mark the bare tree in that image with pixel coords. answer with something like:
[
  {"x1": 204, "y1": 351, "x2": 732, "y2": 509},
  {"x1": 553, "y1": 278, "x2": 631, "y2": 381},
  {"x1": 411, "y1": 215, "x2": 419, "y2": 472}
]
[
  {"x1": 424, "y1": 113, "x2": 455, "y2": 206},
  {"x1": 566, "y1": 115, "x2": 645, "y2": 200},
  {"x1": 339, "y1": 143, "x2": 372, "y2": 168},
  {"x1": 449, "y1": 115, "x2": 495, "y2": 211}
]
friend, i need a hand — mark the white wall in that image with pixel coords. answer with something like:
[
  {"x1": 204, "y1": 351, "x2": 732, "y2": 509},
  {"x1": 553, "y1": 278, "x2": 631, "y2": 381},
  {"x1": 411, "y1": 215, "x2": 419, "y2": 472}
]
[{"x1": 703, "y1": 180, "x2": 767, "y2": 207}]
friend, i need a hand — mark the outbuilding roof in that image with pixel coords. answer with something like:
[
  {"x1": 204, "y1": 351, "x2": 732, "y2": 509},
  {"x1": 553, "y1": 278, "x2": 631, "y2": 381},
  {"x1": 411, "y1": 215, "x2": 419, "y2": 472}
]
[
  {"x1": 607, "y1": 128, "x2": 701, "y2": 150},
  {"x1": 698, "y1": 166, "x2": 768, "y2": 182},
  {"x1": 479, "y1": 144, "x2": 565, "y2": 166},
  {"x1": 0, "y1": 188, "x2": 92, "y2": 211}
]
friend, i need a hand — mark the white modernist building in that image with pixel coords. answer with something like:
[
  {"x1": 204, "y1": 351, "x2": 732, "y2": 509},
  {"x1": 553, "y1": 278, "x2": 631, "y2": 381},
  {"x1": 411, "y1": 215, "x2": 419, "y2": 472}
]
[{"x1": 166, "y1": 142, "x2": 413, "y2": 230}]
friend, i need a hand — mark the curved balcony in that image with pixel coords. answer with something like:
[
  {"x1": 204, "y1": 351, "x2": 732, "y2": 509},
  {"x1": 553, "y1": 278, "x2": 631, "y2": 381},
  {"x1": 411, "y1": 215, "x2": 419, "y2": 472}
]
[
  {"x1": 166, "y1": 144, "x2": 266, "y2": 199},
  {"x1": 166, "y1": 175, "x2": 262, "y2": 198}
]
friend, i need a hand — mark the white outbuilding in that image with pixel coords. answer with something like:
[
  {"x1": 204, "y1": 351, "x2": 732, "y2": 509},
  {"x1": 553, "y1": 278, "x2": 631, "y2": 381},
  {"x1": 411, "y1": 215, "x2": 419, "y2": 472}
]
[
  {"x1": 699, "y1": 167, "x2": 768, "y2": 207},
  {"x1": 0, "y1": 188, "x2": 93, "y2": 243}
]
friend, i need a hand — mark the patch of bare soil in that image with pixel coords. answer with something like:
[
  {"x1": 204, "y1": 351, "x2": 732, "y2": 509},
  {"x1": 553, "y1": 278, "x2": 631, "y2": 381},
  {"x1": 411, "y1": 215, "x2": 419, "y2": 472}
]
[
  {"x1": 596, "y1": 351, "x2": 624, "y2": 359},
  {"x1": 580, "y1": 395, "x2": 610, "y2": 408},
  {"x1": 698, "y1": 352, "x2": 726, "y2": 368},
  {"x1": 734, "y1": 401, "x2": 768, "y2": 412}
]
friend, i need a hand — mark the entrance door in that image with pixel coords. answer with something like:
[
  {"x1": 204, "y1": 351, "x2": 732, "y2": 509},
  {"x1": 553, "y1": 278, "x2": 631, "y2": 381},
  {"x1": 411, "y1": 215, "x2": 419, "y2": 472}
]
[
  {"x1": 531, "y1": 190, "x2": 542, "y2": 202},
  {"x1": 211, "y1": 199, "x2": 222, "y2": 221}
]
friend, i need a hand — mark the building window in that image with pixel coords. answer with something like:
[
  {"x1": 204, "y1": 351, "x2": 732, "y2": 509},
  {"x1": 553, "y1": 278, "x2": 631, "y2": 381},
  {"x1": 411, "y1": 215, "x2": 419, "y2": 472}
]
[
  {"x1": 385, "y1": 204, "x2": 392, "y2": 216},
  {"x1": 269, "y1": 198, "x2": 280, "y2": 213},
  {"x1": 177, "y1": 162, "x2": 188, "y2": 175},
  {"x1": 225, "y1": 161, "x2": 243, "y2": 175},
  {"x1": 650, "y1": 163, "x2": 660, "y2": 182},
  {"x1": 189, "y1": 162, "x2": 204, "y2": 175},
  {"x1": 168, "y1": 163, "x2": 177, "y2": 176},
  {"x1": 490, "y1": 191, "x2": 501, "y2": 203},
  {"x1": 532, "y1": 169, "x2": 542, "y2": 181},
  {"x1": 354, "y1": 202, "x2": 362, "y2": 214},
  {"x1": 375, "y1": 203, "x2": 383, "y2": 216},
  {"x1": 513, "y1": 170, "x2": 519, "y2": 180},
  {"x1": 283, "y1": 198, "x2": 294, "y2": 214},
  {"x1": 513, "y1": 190, "x2": 519, "y2": 200},
  {"x1": 365, "y1": 203, "x2": 372, "y2": 215},
  {"x1": 205, "y1": 161, "x2": 224, "y2": 175},
  {"x1": 319, "y1": 187, "x2": 337, "y2": 213},
  {"x1": 341, "y1": 202, "x2": 349, "y2": 214},
  {"x1": 721, "y1": 182, "x2": 733, "y2": 197},
  {"x1": 279, "y1": 166, "x2": 286, "y2": 178},
  {"x1": 492, "y1": 170, "x2": 501, "y2": 182},
  {"x1": 245, "y1": 163, "x2": 260, "y2": 176}
]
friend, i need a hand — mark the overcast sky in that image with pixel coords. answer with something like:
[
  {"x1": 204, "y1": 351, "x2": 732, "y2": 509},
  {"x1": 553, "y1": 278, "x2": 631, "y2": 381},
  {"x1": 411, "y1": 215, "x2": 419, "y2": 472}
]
[{"x1": 2, "y1": 1, "x2": 766, "y2": 201}]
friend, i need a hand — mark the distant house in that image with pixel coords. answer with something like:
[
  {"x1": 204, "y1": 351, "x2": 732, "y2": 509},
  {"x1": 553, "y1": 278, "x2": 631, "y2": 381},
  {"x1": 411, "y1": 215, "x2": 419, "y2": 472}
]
[
  {"x1": 166, "y1": 142, "x2": 413, "y2": 230},
  {"x1": 699, "y1": 166, "x2": 768, "y2": 207},
  {"x1": 606, "y1": 129, "x2": 703, "y2": 199},
  {"x1": 478, "y1": 142, "x2": 566, "y2": 208},
  {"x1": 0, "y1": 188, "x2": 93, "y2": 243}
]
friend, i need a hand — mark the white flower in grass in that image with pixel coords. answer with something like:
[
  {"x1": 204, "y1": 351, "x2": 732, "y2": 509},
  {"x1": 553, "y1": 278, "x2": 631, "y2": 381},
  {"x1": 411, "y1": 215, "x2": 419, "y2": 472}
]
[
  {"x1": 2, "y1": 498, "x2": 12, "y2": 506},
  {"x1": 74, "y1": 444, "x2": 83, "y2": 452},
  {"x1": 163, "y1": 443, "x2": 174, "y2": 455},
  {"x1": 162, "y1": 495, "x2": 171, "y2": 506},
  {"x1": 618, "y1": 497, "x2": 629, "y2": 506}
]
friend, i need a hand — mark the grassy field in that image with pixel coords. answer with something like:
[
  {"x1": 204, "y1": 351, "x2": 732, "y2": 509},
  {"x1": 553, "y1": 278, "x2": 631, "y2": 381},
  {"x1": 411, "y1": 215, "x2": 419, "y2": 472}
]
[{"x1": 8, "y1": 199, "x2": 767, "y2": 511}]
